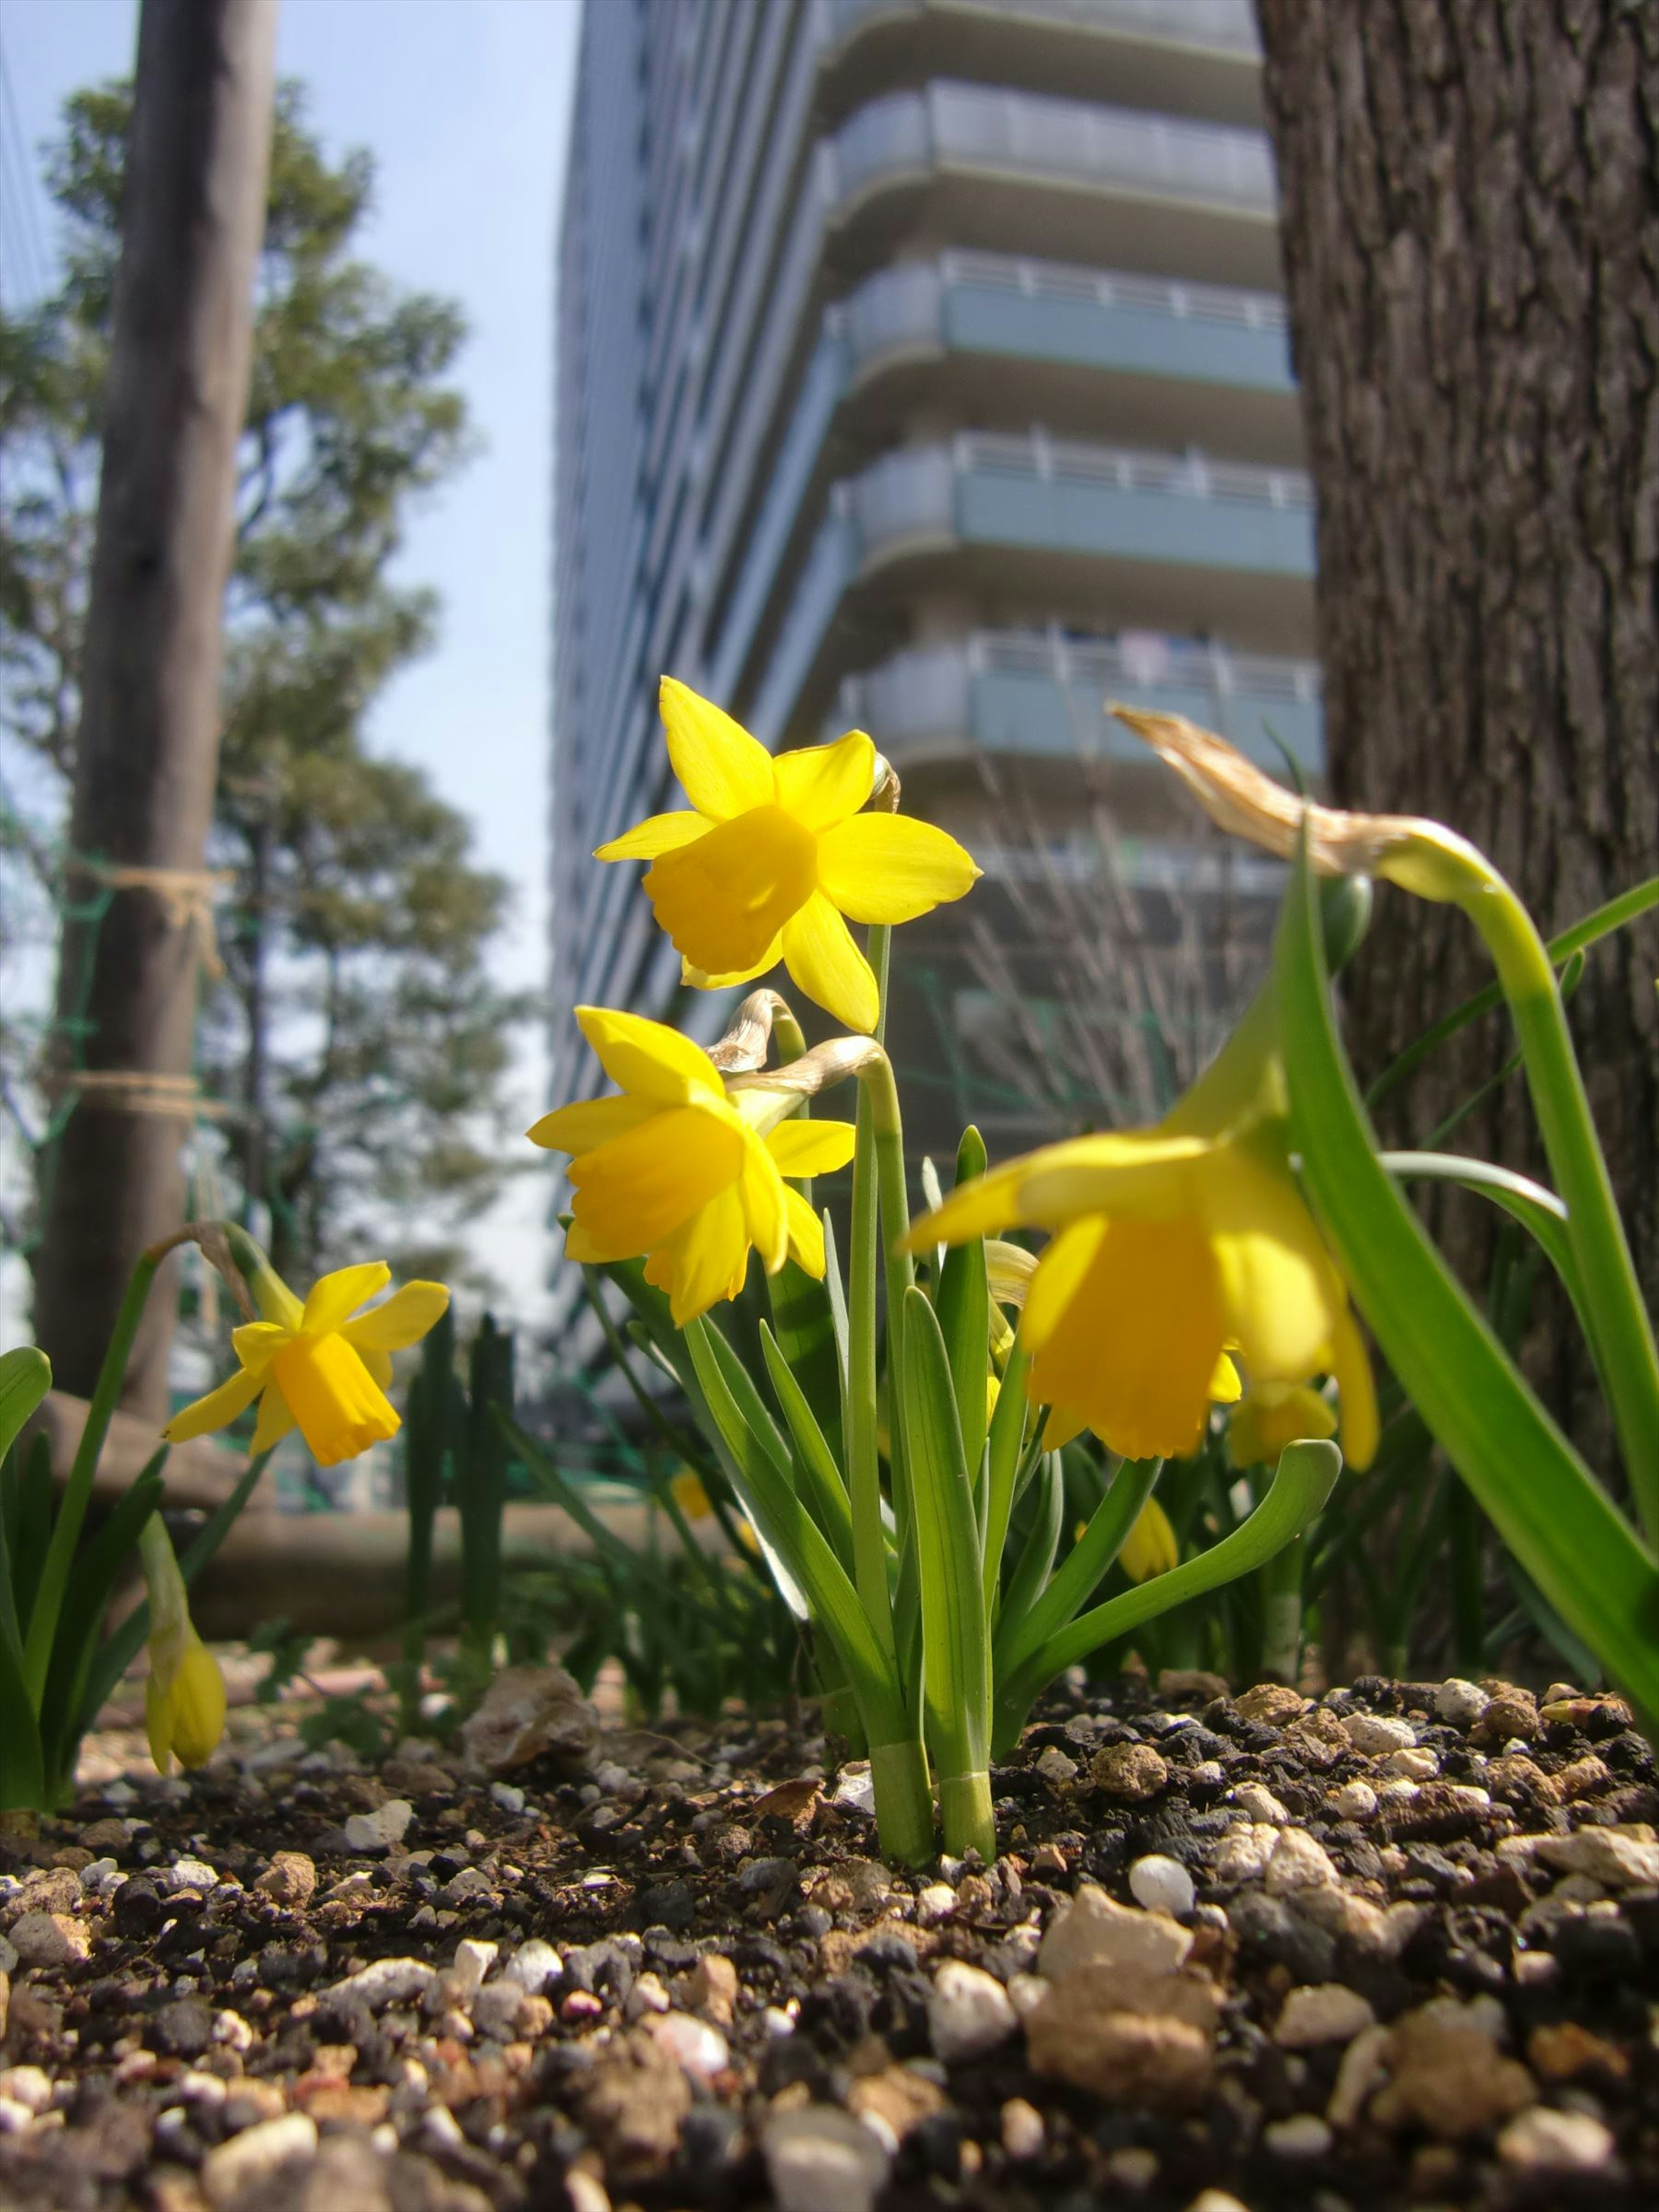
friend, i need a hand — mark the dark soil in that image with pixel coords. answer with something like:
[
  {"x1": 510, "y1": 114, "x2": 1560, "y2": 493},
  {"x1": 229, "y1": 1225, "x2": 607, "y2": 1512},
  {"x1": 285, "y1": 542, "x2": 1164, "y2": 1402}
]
[{"x1": 2, "y1": 1669, "x2": 1656, "y2": 2212}]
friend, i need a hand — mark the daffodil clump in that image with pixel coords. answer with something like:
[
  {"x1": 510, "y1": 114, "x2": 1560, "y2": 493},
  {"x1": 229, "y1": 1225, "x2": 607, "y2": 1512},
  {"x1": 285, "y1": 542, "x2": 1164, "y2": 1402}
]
[{"x1": 542, "y1": 678, "x2": 1361, "y2": 1862}]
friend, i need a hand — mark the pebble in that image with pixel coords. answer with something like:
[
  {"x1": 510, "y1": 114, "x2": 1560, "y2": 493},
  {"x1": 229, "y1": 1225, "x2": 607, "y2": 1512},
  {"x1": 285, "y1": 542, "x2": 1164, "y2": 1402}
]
[
  {"x1": 451, "y1": 1936, "x2": 497, "y2": 1998},
  {"x1": 927, "y1": 1960, "x2": 1018, "y2": 2062},
  {"x1": 502, "y1": 1938, "x2": 563, "y2": 1993},
  {"x1": 1264, "y1": 2113, "x2": 1333, "y2": 2157},
  {"x1": 489, "y1": 1781, "x2": 527, "y2": 1814},
  {"x1": 159, "y1": 1856, "x2": 220, "y2": 1892},
  {"x1": 1000, "y1": 2097, "x2": 1045, "y2": 2160},
  {"x1": 6, "y1": 1912, "x2": 89, "y2": 1968},
  {"x1": 1435, "y1": 1678, "x2": 1490, "y2": 1726},
  {"x1": 0, "y1": 2066, "x2": 51, "y2": 2113},
  {"x1": 1090, "y1": 1742, "x2": 1168, "y2": 1800},
  {"x1": 327, "y1": 1956, "x2": 437, "y2": 2011},
  {"x1": 458, "y1": 1660, "x2": 599, "y2": 1774},
  {"x1": 914, "y1": 1883, "x2": 957, "y2": 1924},
  {"x1": 1496, "y1": 2106, "x2": 1615, "y2": 2171},
  {"x1": 252, "y1": 1851, "x2": 316, "y2": 1907},
  {"x1": 1379, "y1": 1746, "x2": 1440, "y2": 1779},
  {"x1": 1532, "y1": 1827, "x2": 1659, "y2": 1888},
  {"x1": 1274, "y1": 1983, "x2": 1376, "y2": 2047},
  {"x1": 1128, "y1": 1854, "x2": 1195, "y2": 1919},
  {"x1": 0, "y1": 2100, "x2": 34, "y2": 2136},
  {"x1": 646, "y1": 2008, "x2": 729, "y2": 2078},
  {"x1": 1263, "y1": 1828, "x2": 1341, "y2": 1895},
  {"x1": 1025, "y1": 1964, "x2": 1219, "y2": 2108},
  {"x1": 1326, "y1": 2021, "x2": 1391, "y2": 2129},
  {"x1": 1230, "y1": 1782, "x2": 1289, "y2": 1824},
  {"x1": 201, "y1": 2112, "x2": 318, "y2": 2207},
  {"x1": 1037, "y1": 1883, "x2": 1192, "y2": 1981},
  {"x1": 1033, "y1": 1746, "x2": 1077, "y2": 1785},
  {"x1": 1372, "y1": 2003, "x2": 1536, "y2": 2139},
  {"x1": 1211, "y1": 1822, "x2": 1280, "y2": 1882},
  {"x1": 764, "y1": 2104, "x2": 891, "y2": 2212},
  {"x1": 1327, "y1": 1780, "x2": 1378, "y2": 1820},
  {"x1": 831, "y1": 1766, "x2": 876, "y2": 1817},
  {"x1": 342, "y1": 1798, "x2": 413, "y2": 1853},
  {"x1": 1234, "y1": 1683, "x2": 1309, "y2": 1726},
  {"x1": 1342, "y1": 1712, "x2": 1416, "y2": 1755}
]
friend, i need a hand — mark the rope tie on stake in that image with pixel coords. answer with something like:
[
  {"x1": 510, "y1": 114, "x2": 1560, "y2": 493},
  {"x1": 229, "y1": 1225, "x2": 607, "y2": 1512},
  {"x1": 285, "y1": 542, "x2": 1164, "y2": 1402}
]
[
  {"x1": 47, "y1": 1068, "x2": 236, "y2": 1121},
  {"x1": 63, "y1": 855, "x2": 233, "y2": 978}
]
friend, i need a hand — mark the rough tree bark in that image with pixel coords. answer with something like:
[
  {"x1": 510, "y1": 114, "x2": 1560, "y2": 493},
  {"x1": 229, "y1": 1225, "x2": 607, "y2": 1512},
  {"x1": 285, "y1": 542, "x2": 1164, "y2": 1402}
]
[
  {"x1": 31, "y1": 0, "x2": 278, "y2": 1414},
  {"x1": 1257, "y1": 0, "x2": 1659, "y2": 1456}
]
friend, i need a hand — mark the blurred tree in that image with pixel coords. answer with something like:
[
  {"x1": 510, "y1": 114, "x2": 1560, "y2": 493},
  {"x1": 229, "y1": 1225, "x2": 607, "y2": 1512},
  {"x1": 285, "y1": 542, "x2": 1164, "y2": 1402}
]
[
  {"x1": 1257, "y1": 1, "x2": 1659, "y2": 1442},
  {"x1": 1, "y1": 81, "x2": 528, "y2": 1293}
]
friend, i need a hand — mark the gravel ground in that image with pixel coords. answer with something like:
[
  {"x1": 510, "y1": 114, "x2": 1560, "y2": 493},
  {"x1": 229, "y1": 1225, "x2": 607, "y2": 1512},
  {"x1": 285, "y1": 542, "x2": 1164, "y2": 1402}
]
[{"x1": 1, "y1": 1668, "x2": 1655, "y2": 2212}]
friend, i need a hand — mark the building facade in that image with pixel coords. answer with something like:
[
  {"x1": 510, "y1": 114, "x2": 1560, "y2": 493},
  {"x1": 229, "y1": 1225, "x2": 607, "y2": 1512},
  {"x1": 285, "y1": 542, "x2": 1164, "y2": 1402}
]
[{"x1": 551, "y1": 0, "x2": 1319, "y2": 1347}]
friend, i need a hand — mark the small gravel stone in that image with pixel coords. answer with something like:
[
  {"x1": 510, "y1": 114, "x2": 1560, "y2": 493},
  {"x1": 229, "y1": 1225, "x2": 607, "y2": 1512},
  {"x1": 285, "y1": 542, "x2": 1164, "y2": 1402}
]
[
  {"x1": 1326, "y1": 2021, "x2": 1392, "y2": 2129},
  {"x1": 0, "y1": 2067, "x2": 51, "y2": 2114},
  {"x1": 7, "y1": 1912, "x2": 89, "y2": 1968},
  {"x1": 647, "y1": 2007, "x2": 729, "y2": 2078},
  {"x1": 489, "y1": 1780, "x2": 527, "y2": 1814},
  {"x1": 1274, "y1": 1983, "x2": 1376, "y2": 2047},
  {"x1": 1343, "y1": 1712, "x2": 1417, "y2": 1755},
  {"x1": 1230, "y1": 1782, "x2": 1289, "y2": 1824},
  {"x1": 159, "y1": 1855, "x2": 219, "y2": 1892},
  {"x1": 831, "y1": 1766, "x2": 876, "y2": 1817},
  {"x1": 1128, "y1": 1854, "x2": 1195, "y2": 1919},
  {"x1": 451, "y1": 1936, "x2": 497, "y2": 1997},
  {"x1": 1025, "y1": 1965, "x2": 1219, "y2": 2109},
  {"x1": 1533, "y1": 1827, "x2": 1659, "y2": 1888},
  {"x1": 201, "y1": 2112, "x2": 318, "y2": 2207},
  {"x1": 764, "y1": 2104, "x2": 891, "y2": 2212},
  {"x1": 1263, "y1": 1828, "x2": 1341, "y2": 1894},
  {"x1": 0, "y1": 2100, "x2": 31, "y2": 2137},
  {"x1": 914, "y1": 1882, "x2": 957, "y2": 1924},
  {"x1": 1211, "y1": 1822, "x2": 1280, "y2": 1882},
  {"x1": 1265, "y1": 2113, "x2": 1334, "y2": 2157},
  {"x1": 1037, "y1": 1883, "x2": 1192, "y2": 1980},
  {"x1": 502, "y1": 1937, "x2": 563, "y2": 1993},
  {"x1": 928, "y1": 1959, "x2": 1018, "y2": 2062},
  {"x1": 1496, "y1": 2106, "x2": 1615, "y2": 2171},
  {"x1": 1090, "y1": 1742, "x2": 1168, "y2": 1800},
  {"x1": 253, "y1": 1851, "x2": 316, "y2": 1906},
  {"x1": 1000, "y1": 2098, "x2": 1045, "y2": 2160},
  {"x1": 1436, "y1": 1678, "x2": 1491, "y2": 1726},
  {"x1": 150, "y1": 1996, "x2": 213, "y2": 2059},
  {"x1": 1327, "y1": 1780, "x2": 1378, "y2": 1819},
  {"x1": 1033, "y1": 1745, "x2": 1077, "y2": 1785},
  {"x1": 327, "y1": 1956, "x2": 437, "y2": 2010},
  {"x1": 1379, "y1": 1746, "x2": 1440, "y2": 1779},
  {"x1": 342, "y1": 1797, "x2": 413, "y2": 1853},
  {"x1": 1234, "y1": 1683, "x2": 1309, "y2": 1727}
]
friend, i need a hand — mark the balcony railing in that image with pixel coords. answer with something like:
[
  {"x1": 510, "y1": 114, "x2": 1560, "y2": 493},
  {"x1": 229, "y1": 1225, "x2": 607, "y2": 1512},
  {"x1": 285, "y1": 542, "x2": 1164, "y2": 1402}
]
[{"x1": 826, "y1": 0, "x2": 1262, "y2": 61}]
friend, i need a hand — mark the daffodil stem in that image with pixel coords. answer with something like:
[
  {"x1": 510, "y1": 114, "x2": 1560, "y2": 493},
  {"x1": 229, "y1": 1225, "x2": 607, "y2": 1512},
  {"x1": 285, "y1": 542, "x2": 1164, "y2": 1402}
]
[
  {"x1": 848, "y1": 1049, "x2": 897, "y2": 1668},
  {"x1": 1452, "y1": 870, "x2": 1659, "y2": 1537},
  {"x1": 1259, "y1": 1535, "x2": 1304, "y2": 1684},
  {"x1": 869, "y1": 1735, "x2": 936, "y2": 1866},
  {"x1": 938, "y1": 1769, "x2": 995, "y2": 1865},
  {"x1": 22, "y1": 1244, "x2": 164, "y2": 1700}
]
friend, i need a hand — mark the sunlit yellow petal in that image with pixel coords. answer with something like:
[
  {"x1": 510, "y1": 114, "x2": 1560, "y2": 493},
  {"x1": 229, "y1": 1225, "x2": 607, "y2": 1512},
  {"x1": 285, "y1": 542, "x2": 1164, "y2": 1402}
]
[
  {"x1": 1041, "y1": 1402, "x2": 1088, "y2": 1450},
  {"x1": 645, "y1": 807, "x2": 817, "y2": 973},
  {"x1": 528, "y1": 1094, "x2": 662, "y2": 1154},
  {"x1": 741, "y1": 1135, "x2": 789, "y2": 1276},
  {"x1": 780, "y1": 893, "x2": 880, "y2": 1031},
  {"x1": 650, "y1": 1182, "x2": 752, "y2": 1325},
  {"x1": 1120, "y1": 1496, "x2": 1179, "y2": 1581},
  {"x1": 359, "y1": 1347, "x2": 394, "y2": 1390},
  {"x1": 1328, "y1": 1307, "x2": 1379, "y2": 1471},
  {"x1": 772, "y1": 729, "x2": 875, "y2": 831},
  {"x1": 576, "y1": 1005, "x2": 724, "y2": 1106},
  {"x1": 815, "y1": 811, "x2": 982, "y2": 924},
  {"x1": 272, "y1": 1333, "x2": 400, "y2": 1467},
  {"x1": 251, "y1": 1384, "x2": 298, "y2": 1455},
  {"x1": 340, "y1": 1281, "x2": 451, "y2": 1352},
  {"x1": 764, "y1": 1116, "x2": 858, "y2": 1179},
  {"x1": 1227, "y1": 1381, "x2": 1336, "y2": 1469},
  {"x1": 162, "y1": 1363, "x2": 264, "y2": 1443},
  {"x1": 1015, "y1": 1133, "x2": 1208, "y2": 1228},
  {"x1": 569, "y1": 1101, "x2": 747, "y2": 1256},
  {"x1": 782, "y1": 1185, "x2": 826, "y2": 1276},
  {"x1": 660, "y1": 675, "x2": 776, "y2": 819},
  {"x1": 986, "y1": 1239, "x2": 1038, "y2": 1306},
  {"x1": 564, "y1": 1220, "x2": 603, "y2": 1263},
  {"x1": 1200, "y1": 1144, "x2": 1340, "y2": 1381},
  {"x1": 681, "y1": 937, "x2": 785, "y2": 992},
  {"x1": 1210, "y1": 1353, "x2": 1243, "y2": 1403},
  {"x1": 594, "y1": 811, "x2": 710, "y2": 861},
  {"x1": 301, "y1": 1261, "x2": 392, "y2": 1338},
  {"x1": 229, "y1": 1320, "x2": 289, "y2": 1374},
  {"x1": 1023, "y1": 1216, "x2": 1109, "y2": 1352}
]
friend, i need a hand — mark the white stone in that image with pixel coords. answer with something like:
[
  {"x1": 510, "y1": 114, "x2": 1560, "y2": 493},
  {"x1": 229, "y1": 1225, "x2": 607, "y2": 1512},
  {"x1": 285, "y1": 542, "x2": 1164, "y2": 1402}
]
[
  {"x1": 502, "y1": 1938, "x2": 562, "y2": 1993},
  {"x1": 1000, "y1": 2098, "x2": 1045, "y2": 2161},
  {"x1": 422, "y1": 2105, "x2": 466, "y2": 2153},
  {"x1": 0, "y1": 2068, "x2": 52, "y2": 2114},
  {"x1": 1006, "y1": 1973, "x2": 1048, "y2": 2022},
  {"x1": 566, "y1": 2171, "x2": 612, "y2": 2212},
  {"x1": 1327, "y1": 1780, "x2": 1378, "y2": 1820},
  {"x1": 914, "y1": 1883, "x2": 957, "y2": 1925},
  {"x1": 170, "y1": 2071, "x2": 227, "y2": 2109},
  {"x1": 489, "y1": 1782, "x2": 527, "y2": 1814},
  {"x1": 1128, "y1": 1854, "x2": 1196, "y2": 1919},
  {"x1": 764, "y1": 2104, "x2": 891, "y2": 2212},
  {"x1": 1533, "y1": 1827, "x2": 1659, "y2": 1888},
  {"x1": 1185, "y1": 2196, "x2": 1250, "y2": 2212},
  {"x1": 1436, "y1": 1679, "x2": 1491, "y2": 1727},
  {"x1": 1497, "y1": 2107, "x2": 1614, "y2": 2171},
  {"x1": 831, "y1": 1765, "x2": 876, "y2": 1817},
  {"x1": 1274, "y1": 1984, "x2": 1376, "y2": 2048},
  {"x1": 1034, "y1": 1746, "x2": 1077, "y2": 1785},
  {"x1": 1326, "y1": 2022, "x2": 1391, "y2": 2129},
  {"x1": 648, "y1": 2009, "x2": 729, "y2": 2079},
  {"x1": 1342, "y1": 1712, "x2": 1417, "y2": 1756},
  {"x1": 328, "y1": 1956, "x2": 437, "y2": 2010},
  {"x1": 1230, "y1": 1782, "x2": 1289, "y2": 1824},
  {"x1": 0, "y1": 2100, "x2": 34, "y2": 2136},
  {"x1": 1265, "y1": 2114, "x2": 1333, "y2": 2158},
  {"x1": 1036, "y1": 1883, "x2": 1192, "y2": 1981},
  {"x1": 451, "y1": 1938, "x2": 497, "y2": 1999},
  {"x1": 160, "y1": 1856, "x2": 220, "y2": 1892},
  {"x1": 625, "y1": 1970, "x2": 671, "y2": 2020},
  {"x1": 6, "y1": 1912, "x2": 88, "y2": 1968},
  {"x1": 762, "y1": 2005, "x2": 797, "y2": 2038},
  {"x1": 343, "y1": 1799, "x2": 413, "y2": 1853},
  {"x1": 927, "y1": 1960, "x2": 1017, "y2": 2063},
  {"x1": 1376, "y1": 1778, "x2": 1421, "y2": 1803},
  {"x1": 1379, "y1": 1747, "x2": 1440, "y2": 1780},
  {"x1": 1264, "y1": 1829, "x2": 1341, "y2": 1895},
  {"x1": 201, "y1": 2113, "x2": 318, "y2": 2207},
  {"x1": 1211, "y1": 1822, "x2": 1280, "y2": 1883}
]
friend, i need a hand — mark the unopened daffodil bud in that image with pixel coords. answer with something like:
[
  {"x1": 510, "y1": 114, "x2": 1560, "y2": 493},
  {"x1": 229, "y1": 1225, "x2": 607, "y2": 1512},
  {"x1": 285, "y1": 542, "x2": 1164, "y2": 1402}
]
[
  {"x1": 1228, "y1": 1382, "x2": 1338, "y2": 1470},
  {"x1": 1119, "y1": 1496, "x2": 1180, "y2": 1583},
  {"x1": 138, "y1": 1515, "x2": 225, "y2": 1773}
]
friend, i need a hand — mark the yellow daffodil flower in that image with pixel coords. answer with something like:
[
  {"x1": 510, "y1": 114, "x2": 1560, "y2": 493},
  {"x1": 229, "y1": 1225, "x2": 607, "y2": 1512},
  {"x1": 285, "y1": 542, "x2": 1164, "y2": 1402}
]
[
  {"x1": 138, "y1": 1515, "x2": 225, "y2": 1773},
  {"x1": 906, "y1": 1005, "x2": 1378, "y2": 1469},
  {"x1": 164, "y1": 1257, "x2": 449, "y2": 1468},
  {"x1": 594, "y1": 678, "x2": 980, "y2": 1033},
  {"x1": 1227, "y1": 1382, "x2": 1338, "y2": 1470},
  {"x1": 671, "y1": 1468, "x2": 714, "y2": 1520},
  {"x1": 1119, "y1": 1496, "x2": 1180, "y2": 1582},
  {"x1": 529, "y1": 1006, "x2": 857, "y2": 1325}
]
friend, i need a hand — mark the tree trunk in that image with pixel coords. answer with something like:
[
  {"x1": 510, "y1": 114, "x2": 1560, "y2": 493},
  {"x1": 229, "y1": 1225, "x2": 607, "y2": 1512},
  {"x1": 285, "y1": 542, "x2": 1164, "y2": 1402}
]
[
  {"x1": 1257, "y1": 0, "x2": 1659, "y2": 1458},
  {"x1": 32, "y1": 0, "x2": 278, "y2": 1413}
]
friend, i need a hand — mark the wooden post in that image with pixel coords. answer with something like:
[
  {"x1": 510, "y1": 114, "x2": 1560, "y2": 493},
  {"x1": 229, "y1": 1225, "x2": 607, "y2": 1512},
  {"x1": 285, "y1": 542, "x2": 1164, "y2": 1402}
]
[{"x1": 32, "y1": 0, "x2": 279, "y2": 1414}]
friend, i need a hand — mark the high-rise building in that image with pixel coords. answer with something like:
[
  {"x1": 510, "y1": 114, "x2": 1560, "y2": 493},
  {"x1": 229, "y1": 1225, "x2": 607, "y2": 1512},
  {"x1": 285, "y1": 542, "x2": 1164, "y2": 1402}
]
[{"x1": 550, "y1": 0, "x2": 1319, "y2": 1350}]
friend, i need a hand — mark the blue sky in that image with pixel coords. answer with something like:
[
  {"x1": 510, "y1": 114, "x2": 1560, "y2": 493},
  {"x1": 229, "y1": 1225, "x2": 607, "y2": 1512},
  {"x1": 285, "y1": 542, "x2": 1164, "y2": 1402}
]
[{"x1": 2, "y1": 0, "x2": 580, "y2": 1318}]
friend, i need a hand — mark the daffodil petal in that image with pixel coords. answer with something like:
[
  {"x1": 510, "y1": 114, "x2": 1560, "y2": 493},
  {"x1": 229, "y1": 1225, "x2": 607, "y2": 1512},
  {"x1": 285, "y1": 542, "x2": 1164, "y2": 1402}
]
[
  {"x1": 163, "y1": 1363, "x2": 265, "y2": 1443},
  {"x1": 1120, "y1": 1496, "x2": 1179, "y2": 1581},
  {"x1": 229, "y1": 1321, "x2": 288, "y2": 1375},
  {"x1": 1023, "y1": 1216, "x2": 1109, "y2": 1352},
  {"x1": 1040, "y1": 1402, "x2": 1088, "y2": 1450},
  {"x1": 660, "y1": 675, "x2": 776, "y2": 818},
  {"x1": 773, "y1": 729, "x2": 875, "y2": 831},
  {"x1": 340, "y1": 1281, "x2": 450, "y2": 1352},
  {"x1": 594, "y1": 811, "x2": 709, "y2": 861},
  {"x1": 648, "y1": 1182, "x2": 752, "y2": 1325},
  {"x1": 273, "y1": 1334, "x2": 400, "y2": 1468},
  {"x1": 360, "y1": 1347, "x2": 394, "y2": 1390},
  {"x1": 1210, "y1": 1352, "x2": 1243, "y2": 1403},
  {"x1": 645, "y1": 806, "x2": 817, "y2": 974},
  {"x1": 986, "y1": 1239, "x2": 1038, "y2": 1306},
  {"x1": 251, "y1": 1385, "x2": 298, "y2": 1455},
  {"x1": 782, "y1": 1185, "x2": 826, "y2": 1276},
  {"x1": 904, "y1": 1159, "x2": 1035, "y2": 1250},
  {"x1": 575, "y1": 1005, "x2": 723, "y2": 1107},
  {"x1": 1329, "y1": 1306, "x2": 1379, "y2": 1470},
  {"x1": 569, "y1": 1101, "x2": 747, "y2": 1256},
  {"x1": 780, "y1": 892, "x2": 880, "y2": 1033},
  {"x1": 763, "y1": 1116, "x2": 858, "y2": 1178},
  {"x1": 301, "y1": 1262, "x2": 392, "y2": 1338},
  {"x1": 1200, "y1": 1144, "x2": 1341, "y2": 1381},
  {"x1": 681, "y1": 938, "x2": 784, "y2": 992},
  {"x1": 815, "y1": 811, "x2": 982, "y2": 923},
  {"x1": 1015, "y1": 1133, "x2": 1208, "y2": 1227},
  {"x1": 528, "y1": 1093, "x2": 661, "y2": 1154},
  {"x1": 740, "y1": 1135, "x2": 789, "y2": 1275}
]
